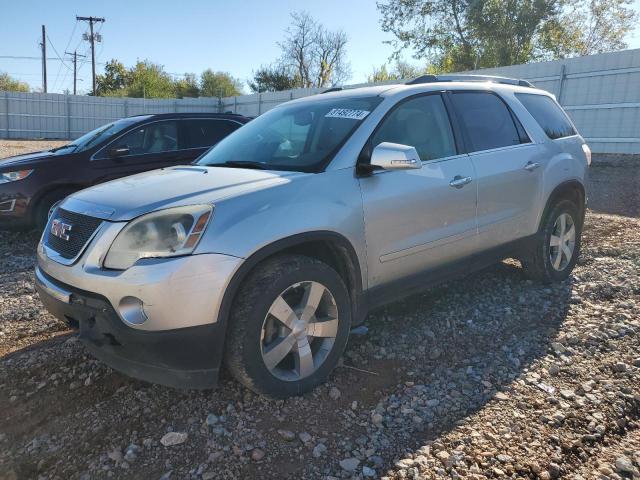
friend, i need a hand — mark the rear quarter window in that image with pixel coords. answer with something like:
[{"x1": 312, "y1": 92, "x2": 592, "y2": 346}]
[{"x1": 516, "y1": 93, "x2": 576, "y2": 140}]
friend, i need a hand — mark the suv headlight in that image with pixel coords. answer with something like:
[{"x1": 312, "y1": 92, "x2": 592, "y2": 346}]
[
  {"x1": 0, "y1": 169, "x2": 34, "y2": 184},
  {"x1": 104, "y1": 205, "x2": 213, "y2": 270}
]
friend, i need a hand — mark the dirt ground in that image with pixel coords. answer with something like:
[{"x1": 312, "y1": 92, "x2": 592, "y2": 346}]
[{"x1": 0, "y1": 141, "x2": 639, "y2": 480}]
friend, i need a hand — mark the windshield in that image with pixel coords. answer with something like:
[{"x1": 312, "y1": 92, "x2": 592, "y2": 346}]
[
  {"x1": 197, "y1": 96, "x2": 382, "y2": 172},
  {"x1": 50, "y1": 116, "x2": 149, "y2": 154}
]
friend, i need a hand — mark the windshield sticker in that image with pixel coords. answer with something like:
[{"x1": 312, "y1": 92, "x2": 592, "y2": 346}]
[{"x1": 325, "y1": 108, "x2": 370, "y2": 120}]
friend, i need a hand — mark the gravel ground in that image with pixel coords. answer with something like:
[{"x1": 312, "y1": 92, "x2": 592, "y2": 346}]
[{"x1": 1, "y1": 141, "x2": 639, "y2": 480}]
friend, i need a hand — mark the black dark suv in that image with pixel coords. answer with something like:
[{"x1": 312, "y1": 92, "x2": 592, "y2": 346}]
[{"x1": 0, "y1": 112, "x2": 251, "y2": 229}]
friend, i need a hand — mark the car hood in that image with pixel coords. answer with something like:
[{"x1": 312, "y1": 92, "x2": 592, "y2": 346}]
[
  {"x1": 61, "y1": 165, "x2": 305, "y2": 221},
  {"x1": 0, "y1": 150, "x2": 60, "y2": 169}
]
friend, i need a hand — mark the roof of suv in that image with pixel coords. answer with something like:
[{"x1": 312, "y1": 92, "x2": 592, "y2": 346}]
[
  {"x1": 288, "y1": 77, "x2": 550, "y2": 106},
  {"x1": 124, "y1": 112, "x2": 252, "y2": 122}
]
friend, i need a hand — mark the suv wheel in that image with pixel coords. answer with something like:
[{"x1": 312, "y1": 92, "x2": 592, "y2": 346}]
[
  {"x1": 521, "y1": 199, "x2": 583, "y2": 283},
  {"x1": 225, "y1": 254, "x2": 352, "y2": 398}
]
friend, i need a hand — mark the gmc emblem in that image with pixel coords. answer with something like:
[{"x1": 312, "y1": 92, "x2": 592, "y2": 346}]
[{"x1": 50, "y1": 219, "x2": 72, "y2": 241}]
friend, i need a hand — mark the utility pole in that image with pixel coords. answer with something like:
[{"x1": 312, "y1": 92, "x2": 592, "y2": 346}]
[
  {"x1": 65, "y1": 50, "x2": 86, "y2": 95},
  {"x1": 76, "y1": 15, "x2": 105, "y2": 96},
  {"x1": 40, "y1": 25, "x2": 47, "y2": 93}
]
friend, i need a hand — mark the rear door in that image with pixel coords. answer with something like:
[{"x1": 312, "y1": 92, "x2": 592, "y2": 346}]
[
  {"x1": 449, "y1": 91, "x2": 545, "y2": 250},
  {"x1": 91, "y1": 120, "x2": 193, "y2": 182},
  {"x1": 359, "y1": 93, "x2": 478, "y2": 288},
  {"x1": 179, "y1": 118, "x2": 243, "y2": 160}
]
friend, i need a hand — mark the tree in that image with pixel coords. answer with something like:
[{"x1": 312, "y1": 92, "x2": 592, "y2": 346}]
[
  {"x1": 174, "y1": 73, "x2": 200, "y2": 98},
  {"x1": 0, "y1": 72, "x2": 30, "y2": 92},
  {"x1": 200, "y1": 70, "x2": 242, "y2": 98},
  {"x1": 378, "y1": 0, "x2": 559, "y2": 72},
  {"x1": 277, "y1": 11, "x2": 351, "y2": 88},
  {"x1": 539, "y1": 0, "x2": 638, "y2": 58},
  {"x1": 95, "y1": 59, "x2": 128, "y2": 96},
  {"x1": 378, "y1": 0, "x2": 638, "y2": 71},
  {"x1": 249, "y1": 64, "x2": 298, "y2": 93},
  {"x1": 368, "y1": 60, "x2": 430, "y2": 82},
  {"x1": 125, "y1": 61, "x2": 176, "y2": 98}
]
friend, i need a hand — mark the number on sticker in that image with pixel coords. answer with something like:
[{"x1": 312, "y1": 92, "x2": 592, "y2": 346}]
[{"x1": 325, "y1": 109, "x2": 370, "y2": 120}]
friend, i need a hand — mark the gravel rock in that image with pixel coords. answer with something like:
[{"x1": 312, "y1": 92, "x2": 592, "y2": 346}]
[
  {"x1": 160, "y1": 432, "x2": 188, "y2": 447},
  {"x1": 277, "y1": 429, "x2": 296, "y2": 442},
  {"x1": 329, "y1": 386, "x2": 341, "y2": 400},
  {"x1": 339, "y1": 457, "x2": 360, "y2": 472}
]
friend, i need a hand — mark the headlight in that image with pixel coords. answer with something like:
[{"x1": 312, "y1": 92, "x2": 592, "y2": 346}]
[
  {"x1": 103, "y1": 205, "x2": 213, "y2": 270},
  {"x1": 0, "y1": 170, "x2": 34, "y2": 184}
]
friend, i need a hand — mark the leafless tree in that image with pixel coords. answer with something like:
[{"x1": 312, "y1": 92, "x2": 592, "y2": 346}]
[{"x1": 279, "y1": 12, "x2": 351, "y2": 88}]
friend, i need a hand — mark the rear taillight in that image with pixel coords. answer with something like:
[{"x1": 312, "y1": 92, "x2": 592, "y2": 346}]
[{"x1": 582, "y1": 143, "x2": 592, "y2": 166}]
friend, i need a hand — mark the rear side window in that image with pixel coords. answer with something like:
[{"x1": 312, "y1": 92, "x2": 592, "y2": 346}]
[
  {"x1": 516, "y1": 93, "x2": 576, "y2": 139},
  {"x1": 450, "y1": 92, "x2": 522, "y2": 152},
  {"x1": 183, "y1": 119, "x2": 240, "y2": 149}
]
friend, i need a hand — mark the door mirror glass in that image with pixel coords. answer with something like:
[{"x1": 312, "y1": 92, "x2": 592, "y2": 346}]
[
  {"x1": 107, "y1": 146, "x2": 130, "y2": 158},
  {"x1": 370, "y1": 142, "x2": 422, "y2": 170}
]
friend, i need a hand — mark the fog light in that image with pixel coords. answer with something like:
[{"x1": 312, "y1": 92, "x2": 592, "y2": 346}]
[{"x1": 118, "y1": 296, "x2": 148, "y2": 325}]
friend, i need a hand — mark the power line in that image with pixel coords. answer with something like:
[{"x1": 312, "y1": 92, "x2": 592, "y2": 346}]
[
  {"x1": 47, "y1": 34, "x2": 73, "y2": 92},
  {"x1": 0, "y1": 55, "x2": 105, "y2": 65}
]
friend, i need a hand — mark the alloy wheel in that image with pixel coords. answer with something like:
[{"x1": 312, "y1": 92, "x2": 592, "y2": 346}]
[
  {"x1": 260, "y1": 281, "x2": 339, "y2": 382},
  {"x1": 549, "y1": 212, "x2": 576, "y2": 271}
]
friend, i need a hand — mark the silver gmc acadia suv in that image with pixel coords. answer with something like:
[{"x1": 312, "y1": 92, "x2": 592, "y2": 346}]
[{"x1": 35, "y1": 74, "x2": 591, "y2": 398}]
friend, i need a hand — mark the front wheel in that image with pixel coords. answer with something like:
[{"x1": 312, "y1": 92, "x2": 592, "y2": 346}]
[
  {"x1": 521, "y1": 199, "x2": 583, "y2": 283},
  {"x1": 224, "y1": 254, "x2": 352, "y2": 398}
]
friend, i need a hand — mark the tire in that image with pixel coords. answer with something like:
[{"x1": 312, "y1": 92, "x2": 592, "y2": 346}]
[
  {"x1": 224, "y1": 254, "x2": 352, "y2": 398},
  {"x1": 33, "y1": 189, "x2": 75, "y2": 232},
  {"x1": 522, "y1": 199, "x2": 583, "y2": 283}
]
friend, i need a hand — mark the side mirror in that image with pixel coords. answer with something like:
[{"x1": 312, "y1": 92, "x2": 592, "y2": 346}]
[
  {"x1": 107, "y1": 146, "x2": 130, "y2": 158},
  {"x1": 370, "y1": 142, "x2": 422, "y2": 170}
]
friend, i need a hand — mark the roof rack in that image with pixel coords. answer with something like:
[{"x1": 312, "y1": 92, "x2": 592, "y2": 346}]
[
  {"x1": 321, "y1": 87, "x2": 343, "y2": 94},
  {"x1": 406, "y1": 74, "x2": 534, "y2": 88}
]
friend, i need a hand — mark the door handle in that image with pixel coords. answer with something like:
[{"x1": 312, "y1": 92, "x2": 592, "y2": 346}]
[
  {"x1": 449, "y1": 175, "x2": 473, "y2": 188},
  {"x1": 524, "y1": 161, "x2": 540, "y2": 172}
]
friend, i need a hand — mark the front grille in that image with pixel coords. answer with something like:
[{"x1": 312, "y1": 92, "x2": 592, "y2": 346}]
[{"x1": 45, "y1": 208, "x2": 103, "y2": 260}]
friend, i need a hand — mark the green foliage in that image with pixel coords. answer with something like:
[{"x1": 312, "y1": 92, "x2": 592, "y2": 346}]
[
  {"x1": 95, "y1": 60, "x2": 241, "y2": 98},
  {"x1": 249, "y1": 64, "x2": 299, "y2": 93},
  {"x1": 0, "y1": 72, "x2": 30, "y2": 92},
  {"x1": 539, "y1": 0, "x2": 639, "y2": 58},
  {"x1": 368, "y1": 61, "x2": 431, "y2": 83},
  {"x1": 200, "y1": 70, "x2": 242, "y2": 98},
  {"x1": 174, "y1": 73, "x2": 200, "y2": 98},
  {"x1": 378, "y1": 0, "x2": 638, "y2": 72},
  {"x1": 125, "y1": 61, "x2": 176, "y2": 98},
  {"x1": 95, "y1": 60, "x2": 128, "y2": 96}
]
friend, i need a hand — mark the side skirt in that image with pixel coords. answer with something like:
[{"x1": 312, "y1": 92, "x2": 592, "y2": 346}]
[{"x1": 363, "y1": 234, "x2": 539, "y2": 312}]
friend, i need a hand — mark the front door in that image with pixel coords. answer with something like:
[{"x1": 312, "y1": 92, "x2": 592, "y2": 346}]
[{"x1": 358, "y1": 93, "x2": 478, "y2": 289}]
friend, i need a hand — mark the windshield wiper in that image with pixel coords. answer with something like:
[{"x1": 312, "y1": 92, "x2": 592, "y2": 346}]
[
  {"x1": 213, "y1": 161, "x2": 268, "y2": 170},
  {"x1": 49, "y1": 144, "x2": 77, "y2": 153}
]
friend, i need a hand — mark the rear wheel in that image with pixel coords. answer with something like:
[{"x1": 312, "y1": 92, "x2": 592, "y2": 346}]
[
  {"x1": 224, "y1": 254, "x2": 351, "y2": 398},
  {"x1": 521, "y1": 199, "x2": 582, "y2": 283}
]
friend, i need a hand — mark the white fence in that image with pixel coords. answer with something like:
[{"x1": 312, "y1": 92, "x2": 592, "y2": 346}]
[
  {"x1": 2, "y1": 49, "x2": 639, "y2": 153},
  {"x1": 0, "y1": 94, "x2": 220, "y2": 140}
]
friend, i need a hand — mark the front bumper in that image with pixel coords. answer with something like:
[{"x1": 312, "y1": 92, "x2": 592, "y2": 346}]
[
  {"x1": 37, "y1": 220, "x2": 242, "y2": 331},
  {"x1": 35, "y1": 266, "x2": 226, "y2": 389}
]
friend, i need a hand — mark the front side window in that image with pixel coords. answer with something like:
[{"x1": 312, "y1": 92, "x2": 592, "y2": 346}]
[
  {"x1": 371, "y1": 94, "x2": 456, "y2": 161},
  {"x1": 450, "y1": 92, "x2": 521, "y2": 152},
  {"x1": 183, "y1": 119, "x2": 240, "y2": 149},
  {"x1": 516, "y1": 93, "x2": 576, "y2": 139},
  {"x1": 108, "y1": 121, "x2": 178, "y2": 156},
  {"x1": 197, "y1": 96, "x2": 383, "y2": 172}
]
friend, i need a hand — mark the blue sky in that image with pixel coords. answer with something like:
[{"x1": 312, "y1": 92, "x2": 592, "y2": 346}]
[{"x1": 2, "y1": 0, "x2": 640, "y2": 94}]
